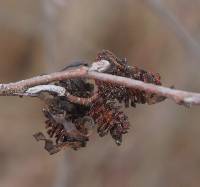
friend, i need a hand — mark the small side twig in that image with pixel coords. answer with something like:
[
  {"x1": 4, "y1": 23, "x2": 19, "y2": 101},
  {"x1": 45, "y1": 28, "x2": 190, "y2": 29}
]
[
  {"x1": 24, "y1": 84, "x2": 98, "y2": 105},
  {"x1": 65, "y1": 91, "x2": 99, "y2": 105}
]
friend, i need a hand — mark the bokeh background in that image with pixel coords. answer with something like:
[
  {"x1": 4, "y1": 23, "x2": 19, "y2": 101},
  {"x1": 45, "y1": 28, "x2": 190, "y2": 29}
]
[{"x1": 0, "y1": 0, "x2": 200, "y2": 187}]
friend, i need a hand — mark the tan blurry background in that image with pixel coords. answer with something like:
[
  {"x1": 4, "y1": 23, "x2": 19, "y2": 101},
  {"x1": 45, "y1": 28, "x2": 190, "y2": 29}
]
[{"x1": 0, "y1": 0, "x2": 200, "y2": 187}]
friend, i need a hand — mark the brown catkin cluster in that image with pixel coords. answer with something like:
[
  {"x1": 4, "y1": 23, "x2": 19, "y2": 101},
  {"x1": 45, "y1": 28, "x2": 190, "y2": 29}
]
[
  {"x1": 95, "y1": 50, "x2": 165, "y2": 107},
  {"x1": 87, "y1": 98, "x2": 129, "y2": 145},
  {"x1": 34, "y1": 50, "x2": 165, "y2": 154},
  {"x1": 34, "y1": 79, "x2": 94, "y2": 154},
  {"x1": 43, "y1": 106, "x2": 89, "y2": 152}
]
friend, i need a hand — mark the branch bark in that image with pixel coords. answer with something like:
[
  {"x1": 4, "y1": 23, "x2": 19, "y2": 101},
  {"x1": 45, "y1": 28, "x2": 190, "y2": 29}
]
[
  {"x1": 0, "y1": 67, "x2": 87, "y2": 95},
  {"x1": 0, "y1": 61, "x2": 200, "y2": 107},
  {"x1": 87, "y1": 72, "x2": 200, "y2": 107}
]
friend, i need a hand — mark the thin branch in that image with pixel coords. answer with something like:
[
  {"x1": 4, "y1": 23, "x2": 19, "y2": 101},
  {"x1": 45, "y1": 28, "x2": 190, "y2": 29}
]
[
  {"x1": 0, "y1": 66, "x2": 87, "y2": 95},
  {"x1": 0, "y1": 61, "x2": 200, "y2": 107},
  {"x1": 87, "y1": 72, "x2": 200, "y2": 107},
  {"x1": 65, "y1": 91, "x2": 98, "y2": 105}
]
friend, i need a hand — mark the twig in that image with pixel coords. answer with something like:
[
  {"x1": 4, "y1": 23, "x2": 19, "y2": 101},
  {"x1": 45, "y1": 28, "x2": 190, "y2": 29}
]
[
  {"x1": 0, "y1": 60, "x2": 200, "y2": 107},
  {"x1": 0, "y1": 66, "x2": 87, "y2": 95},
  {"x1": 87, "y1": 72, "x2": 200, "y2": 107},
  {"x1": 65, "y1": 91, "x2": 98, "y2": 105}
]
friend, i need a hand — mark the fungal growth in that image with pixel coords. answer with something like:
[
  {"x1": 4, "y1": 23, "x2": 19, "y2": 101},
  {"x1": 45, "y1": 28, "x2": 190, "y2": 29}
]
[{"x1": 34, "y1": 50, "x2": 165, "y2": 154}]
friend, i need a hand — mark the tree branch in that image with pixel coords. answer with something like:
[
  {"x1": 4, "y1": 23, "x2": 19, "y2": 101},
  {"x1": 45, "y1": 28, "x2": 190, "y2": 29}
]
[
  {"x1": 0, "y1": 67, "x2": 87, "y2": 95},
  {"x1": 87, "y1": 72, "x2": 200, "y2": 107},
  {"x1": 0, "y1": 60, "x2": 200, "y2": 107}
]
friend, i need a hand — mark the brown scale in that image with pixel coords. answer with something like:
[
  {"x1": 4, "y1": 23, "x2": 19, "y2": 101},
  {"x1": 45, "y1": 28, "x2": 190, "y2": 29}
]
[
  {"x1": 87, "y1": 98, "x2": 129, "y2": 144},
  {"x1": 43, "y1": 108, "x2": 89, "y2": 149}
]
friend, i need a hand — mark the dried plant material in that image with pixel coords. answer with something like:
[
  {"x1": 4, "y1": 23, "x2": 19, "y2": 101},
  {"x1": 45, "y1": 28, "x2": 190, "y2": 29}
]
[
  {"x1": 87, "y1": 98, "x2": 129, "y2": 145},
  {"x1": 33, "y1": 132, "x2": 46, "y2": 141},
  {"x1": 33, "y1": 132, "x2": 60, "y2": 154},
  {"x1": 95, "y1": 50, "x2": 166, "y2": 107},
  {"x1": 33, "y1": 50, "x2": 165, "y2": 154},
  {"x1": 0, "y1": 45, "x2": 199, "y2": 155}
]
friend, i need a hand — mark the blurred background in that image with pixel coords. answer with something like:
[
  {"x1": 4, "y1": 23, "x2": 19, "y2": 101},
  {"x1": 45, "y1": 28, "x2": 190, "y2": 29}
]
[{"x1": 0, "y1": 0, "x2": 200, "y2": 187}]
